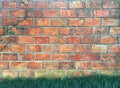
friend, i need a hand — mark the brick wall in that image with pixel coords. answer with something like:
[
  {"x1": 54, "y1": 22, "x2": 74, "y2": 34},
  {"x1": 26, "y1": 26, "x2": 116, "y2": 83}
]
[{"x1": 0, "y1": 0, "x2": 120, "y2": 78}]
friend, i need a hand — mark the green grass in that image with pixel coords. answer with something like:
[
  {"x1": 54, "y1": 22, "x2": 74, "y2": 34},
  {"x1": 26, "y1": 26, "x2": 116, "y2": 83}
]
[{"x1": 0, "y1": 75, "x2": 120, "y2": 88}]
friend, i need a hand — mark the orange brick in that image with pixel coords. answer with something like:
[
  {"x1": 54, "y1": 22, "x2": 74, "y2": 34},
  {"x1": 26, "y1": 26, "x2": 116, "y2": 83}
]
[
  {"x1": 68, "y1": 37, "x2": 82, "y2": 44},
  {"x1": 3, "y1": 53, "x2": 18, "y2": 61},
  {"x1": 91, "y1": 62, "x2": 106, "y2": 70},
  {"x1": 20, "y1": 54, "x2": 34, "y2": 61},
  {"x1": 18, "y1": 36, "x2": 34, "y2": 43},
  {"x1": 52, "y1": 54, "x2": 67, "y2": 60},
  {"x1": 0, "y1": 44, "x2": 8, "y2": 52},
  {"x1": 70, "y1": 54, "x2": 83, "y2": 60},
  {"x1": 0, "y1": 10, "x2": 8, "y2": 17},
  {"x1": 52, "y1": 19, "x2": 67, "y2": 26},
  {"x1": 27, "y1": 62, "x2": 42, "y2": 69},
  {"x1": 19, "y1": 18, "x2": 34, "y2": 26},
  {"x1": 60, "y1": 28, "x2": 74, "y2": 35},
  {"x1": 101, "y1": 36, "x2": 116, "y2": 44},
  {"x1": 36, "y1": 1, "x2": 50, "y2": 8},
  {"x1": 44, "y1": 28, "x2": 58, "y2": 35},
  {"x1": 27, "y1": 45, "x2": 41, "y2": 52},
  {"x1": 51, "y1": 36, "x2": 58, "y2": 44},
  {"x1": 36, "y1": 18, "x2": 51, "y2": 26},
  {"x1": 110, "y1": 27, "x2": 120, "y2": 34},
  {"x1": 3, "y1": 1, "x2": 17, "y2": 8},
  {"x1": 43, "y1": 62, "x2": 58, "y2": 70},
  {"x1": 76, "y1": 45, "x2": 90, "y2": 52},
  {"x1": 102, "y1": 18, "x2": 119, "y2": 26},
  {"x1": 0, "y1": 62, "x2": 9, "y2": 69},
  {"x1": 58, "y1": 45, "x2": 74, "y2": 52},
  {"x1": 44, "y1": 10, "x2": 58, "y2": 17},
  {"x1": 35, "y1": 37, "x2": 50, "y2": 44},
  {"x1": 10, "y1": 44, "x2": 25, "y2": 52},
  {"x1": 10, "y1": 10, "x2": 25, "y2": 17},
  {"x1": 69, "y1": 1, "x2": 84, "y2": 8},
  {"x1": 0, "y1": 28, "x2": 2, "y2": 34},
  {"x1": 27, "y1": 28, "x2": 42, "y2": 35},
  {"x1": 69, "y1": 19, "x2": 84, "y2": 26},
  {"x1": 60, "y1": 10, "x2": 75, "y2": 17},
  {"x1": 75, "y1": 62, "x2": 90, "y2": 70},
  {"x1": 92, "y1": 45, "x2": 107, "y2": 52},
  {"x1": 59, "y1": 62, "x2": 74, "y2": 70},
  {"x1": 85, "y1": 18, "x2": 100, "y2": 26},
  {"x1": 11, "y1": 62, "x2": 26, "y2": 70},
  {"x1": 59, "y1": 37, "x2": 67, "y2": 44},
  {"x1": 94, "y1": 10, "x2": 110, "y2": 17},
  {"x1": 110, "y1": 45, "x2": 120, "y2": 52},
  {"x1": 43, "y1": 45, "x2": 57, "y2": 53},
  {"x1": 76, "y1": 27, "x2": 91, "y2": 35},
  {"x1": 83, "y1": 54, "x2": 100, "y2": 60},
  {"x1": 36, "y1": 54, "x2": 50, "y2": 60},
  {"x1": 108, "y1": 62, "x2": 120, "y2": 70}
]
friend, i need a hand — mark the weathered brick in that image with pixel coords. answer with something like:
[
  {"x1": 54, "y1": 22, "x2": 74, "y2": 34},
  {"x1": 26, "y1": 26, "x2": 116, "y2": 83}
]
[
  {"x1": 36, "y1": 18, "x2": 51, "y2": 26},
  {"x1": 11, "y1": 62, "x2": 27, "y2": 70},
  {"x1": 3, "y1": 53, "x2": 18, "y2": 61},
  {"x1": 75, "y1": 62, "x2": 90, "y2": 70},
  {"x1": 69, "y1": 19, "x2": 84, "y2": 26},
  {"x1": 20, "y1": 54, "x2": 34, "y2": 61},
  {"x1": 77, "y1": 10, "x2": 93, "y2": 17},
  {"x1": 44, "y1": 28, "x2": 58, "y2": 35},
  {"x1": 52, "y1": 2, "x2": 67, "y2": 8},
  {"x1": 2, "y1": 70, "x2": 17, "y2": 78},
  {"x1": 69, "y1": 54, "x2": 83, "y2": 60},
  {"x1": 19, "y1": 70, "x2": 34, "y2": 77},
  {"x1": 58, "y1": 45, "x2": 74, "y2": 52},
  {"x1": 0, "y1": 62, "x2": 9, "y2": 69},
  {"x1": 69, "y1": 1, "x2": 84, "y2": 8},
  {"x1": 94, "y1": 10, "x2": 110, "y2": 17},
  {"x1": 10, "y1": 10, "x2": 25, "y2": 17},
  {"x1": 60, "y1": 28, "x2": 74, "y2": 35},
  {"x1": 110, "y1": 45, "x2": 120, "y2": 52},
  {"x1": 86, "y1": 0, "x2": 101, "y2": 8},
  {"x1": 27, "y1": 45, "x2": 41, "y2": 52},
  {"x1": 19, "y1": 18, "x2": 34, "y2": 26},
  {"x1": 84, "y1": 36, "x2": 100, "y2": 44},
  {"x1": 92, "y1": 45, "x2": 107, "y2": 52},
  {"x1": 91, "y1": 62, "x2": 106, "y2": 70},
  {"x1": 101, "y1": 54, "x2": 117, "y2": 61},
  {"x1": 59, "y1": 62, "x2": 74, "y2": 70},
  {"x1": 118, "y1": 37, "x2": 120, "y2": 44},
  {"x1": 36, "y1": 54, "x2": 50, "y2": 60},
  {"x1": 83, "y1": 54, "x2": 100, "y2": 61},
  {"x1": 76, "y1": 27, "x2": 91, "y2": 35},
  {"x1": 27, "y1": 28, "x2": 42, "y2": 35},
  {"x1": 36, "y1": 1, "x2": 50, "y2": 8},
  {"x1": 0, "y1": 10, "x2": 8, "y2": 17},
  {"x1": 27, "y1": 10, "x2": 42, "y2": 17},
  {"x1": 0, "y1": 44, "x2": 8, "y2": 52},
  {"x1": 44, "y1": 10, "x2": 58, "y2": 17},
  {"x1": 20, "y1": 1, "x2": 34, "y2": 8},
  {"x1": 101, "y1": 36, "x2": 116, "y2": 44},
  {"x1": 2, "y1": 18, "x2": 17, "y2": 26},
  {"x1": 52, "y1": 19, "x2": 67, "y2": 26},
  {"x1": 10, "y1": 44, "x2": 25, "y2": 52},
  {"x1": 43, "y1": 45, "x2": 57, "y2": 53},
  {"x1": 60, "y1": 10, "x2": 75, "y2": 17},
  {"x1": 110, "y1": 27, "x2": 120, "y2": 34},
  {"x1": 27, "y1": 62, "x2": 42, "y2": 69},
  {"x1": 68, "y1": 37, "x2": 82, "y2": 44},
  {"x1": 2, "y1": 1, "x2": 17, "y2": 8},
  {"x1": 67, "y1": 70, "x2": 82, "y2": 77},
  {"x1": 43, "y1": 62, "x2": 58, "y2": 70},
  {"x1": 85, "y1": 18, "x2": 100, "y2": 26},
  {"x1": 76, "y1": 45, "x2": 90, "y2": 52},
  {"x1": 108, "y1": 62, "x2": 120, "y2": 70},
  {"x1": 103, "y1": 0, "x2": 119, "y2": 8},
  {"x1": 35, "y1": 37, "x2": 50, "y2": 44},
  {"x1": 52, "y1": 54, "x2": 67, "y2": 60}
]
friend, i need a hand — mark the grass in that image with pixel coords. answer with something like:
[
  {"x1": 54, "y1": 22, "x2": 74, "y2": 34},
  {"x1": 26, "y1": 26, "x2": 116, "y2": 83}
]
[{"x1": 0, "y1": 75, "x2": 120, "y2": 88}]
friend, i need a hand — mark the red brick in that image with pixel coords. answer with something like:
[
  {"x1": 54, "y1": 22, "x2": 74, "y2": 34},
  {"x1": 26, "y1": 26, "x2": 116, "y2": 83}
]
[
  {"x1": 43, "y1": 62, "x2": 58, "y2": 70},
  {"x1": 77, "y1": 10, "x2": 93, "y2": 17},
  {"x1": 19, "y1": 18, "x2": 34, "y2": 26},
  {"x1": 102, "y1": 18, "x2": 119, "y2": 26},
  {"x1": 86, "y1": 0, "x2": 101, "y2": 8},
  {"x1": 2, "y1": 18, "x2": 17, "y2": 26},
  {"x1": 70, "y1": 54, "x2": 83, "y2": 60},
  {"x1": 10, "y1": 10, "x2": 25, "y2": 17},
  {"x1": 44, "y1": 10, "x2": 58, "y2": 17},
  {"x1": 0, "y1": 44, "x2": 8, "y2": 52},
  {"x1": 76, "y1": 27, "x2": 91, "y2": 35},
  {"x1": 92, "y1": 27, "x2": 109, "y2": 35},
  {"x1": 2, "y1": 1, "x2": 17, "y2": 8},
  {"x1": 103, "y1": 0, "x2": 119, "y2": 8},
  {"x1": 91, "y1": 62, "x2": 106, "y2": 70},
  {"x1": 110, "y1": 46, "x2": 120, "y2": 52},
  {"x1": 36, "y1": 1, "x2": 50, "y2": 8},
  {"x1": 18, "y1": 36, "x2": 34, "y2": 43},
  {"x1": 36, "y1": 54, "x2": 50, "y2": 60},
  {"x1": 11, "y1": 62, "x2": 26, "y2": 70},
  {"x1": 68, "y1": 37, "x2": 82, "y2": 44},
  {"x1": 108, "y1": 62, "x2": 120, "y2": 70},
  {"x1": 101, "y1": 36, "x2": 116, "y2": 44},
  {"x1": 51, "y1": 36, "x2": 58, "y2": 44},
  {"x1": 94, "y1": 10, "x2": 110, "y2": 17},
  {"x1": 52, "y1": 2, "x2": 67, "y2": 8},
  {"x1": 52, "y1": 54, "x2": 67, "y2": 60},
  {"x1": 27, "y1": 62, "x2": 42, "y2": 69},
  {"x1": 35, "y1": 37, "x2": 50, "y2": 44},
  {"x1": 3, "y1": 36, "x2": 18, "y2": 43},
  {"x1": 58, "y1": 45, "x2": 74, "y2": 52},
  {"x1": 92, "y1": 45, "x2": 107, "y2": 52},
  {"x1": 83, "y1": 54, "x2": 100, "y2": 60},
  {"x1": 75, "y1": 62, "x2": 90, "y2": 70},
  {"x1": 101, "y1": 54, "x2": 117, "y2": 61},
  {"x1": 76, "y1": 45, "x2": 90, "y2": 52},
  {"x1": 27, "y1": 45, "x2": 41, "y2": 52},
  {"x1": 36, "y1": 18, "x2": 51, "y2": 26},
  {"x1": 27, "y1": 28, "x2": 42, "y2": 35},
  {"x1": 60, "y1": 28, "x2": 74, "y2": 35},
  {"x1": 85, "y1": 18, "x2": 100, "y2": 26},
  {"x1": 59, "y1": 62, "x2": 74, "y2": 70},
  {"x1": 69, "y1": 19, "x2": 84, "y2": 26},
  {"x1": 3, "y1": 53, "x2": 18, "y2": 61},
  {"x1": 52, "y1": 19, "x2": 67, "y2": 26},
  {"x1": 110, "y1": 27, "x2": 120, "y2": 34},
  {"x1": 0, "y1": 62, "x2": 9, "y2": 69},
  {"x1": 59, "y1": 37, "x2": 67, "y2": 44},
  {"x1": 20, "y1": 54, "x2": 34, "y2": 61},
  {"x1": 10, "y1": 44, "x2": 25, "y2": 52},
  {"x1": 69, "y1": 1, "x2": 84, "y2": 8},
  {"x1": 0, "y1": 10, "x2": 8, "y2": 17},
  {"x1": 44, "y1": 28, "x2": 58, "y2": 35},
  {"x1": 35, "y1": 10, "x2": 42, "y2": 17},
  {"x1": 84, "y1": 36, "x2": 100, "y2": 44},
  {"x1": 43, "y1": 45, "x2": 57, "y2": 53},
  {"x1": 0, "y1": 28, "x2": 2, "y2": 34},
  {"x1": 60, "y1": 10, "x2": 75, "y2": 17}
]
